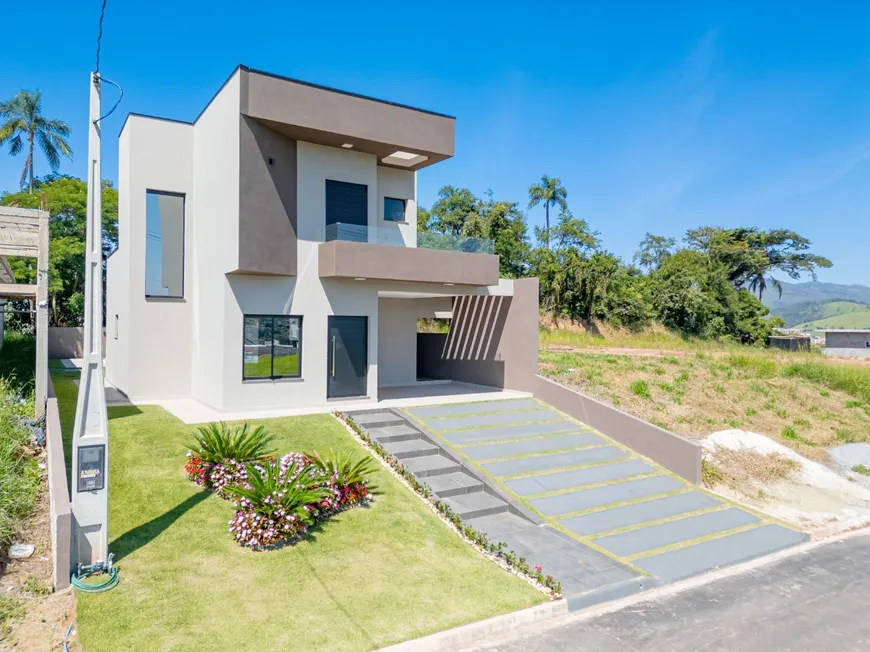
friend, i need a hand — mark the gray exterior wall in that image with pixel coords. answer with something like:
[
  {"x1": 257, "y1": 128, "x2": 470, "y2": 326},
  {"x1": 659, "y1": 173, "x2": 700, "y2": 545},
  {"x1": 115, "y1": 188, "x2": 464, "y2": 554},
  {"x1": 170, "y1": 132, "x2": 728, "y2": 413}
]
[
  {"x1": 48, "y1": 327, "x2": 106, "y2": 359},
  {"x1": 238, "y1": 116, "x2": 297, "y2": 276},
  {"x1": 826, "y1": 331, "x2": 870, "y2": 348}
]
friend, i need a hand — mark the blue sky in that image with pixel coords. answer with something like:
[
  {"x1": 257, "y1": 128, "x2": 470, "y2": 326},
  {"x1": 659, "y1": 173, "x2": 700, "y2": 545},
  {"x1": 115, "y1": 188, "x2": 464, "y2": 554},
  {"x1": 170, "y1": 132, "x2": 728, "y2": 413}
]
[{"x1": 2, "y1": 1, "x2": 868, "y2": 285}]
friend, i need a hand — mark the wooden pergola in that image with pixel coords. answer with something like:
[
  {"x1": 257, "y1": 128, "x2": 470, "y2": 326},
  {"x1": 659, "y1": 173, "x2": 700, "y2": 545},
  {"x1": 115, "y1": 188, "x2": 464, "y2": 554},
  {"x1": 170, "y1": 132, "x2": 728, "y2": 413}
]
[{"x1": 0, "y1": 206, "x2": 49, "y2": 418}]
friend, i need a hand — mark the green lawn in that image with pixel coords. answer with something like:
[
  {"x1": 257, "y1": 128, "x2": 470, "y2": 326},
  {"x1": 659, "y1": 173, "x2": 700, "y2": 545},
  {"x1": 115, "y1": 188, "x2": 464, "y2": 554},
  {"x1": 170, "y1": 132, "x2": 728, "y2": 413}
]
[{"x1": 51, "y1": 374, "x2": 543, "y2": 651}]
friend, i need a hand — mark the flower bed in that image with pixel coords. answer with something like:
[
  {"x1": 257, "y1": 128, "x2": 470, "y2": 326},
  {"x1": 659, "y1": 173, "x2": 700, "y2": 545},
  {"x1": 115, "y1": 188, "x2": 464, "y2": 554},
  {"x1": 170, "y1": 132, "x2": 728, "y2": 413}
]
[
  {"x1": 333, "y1": 411, "x2": 562, "y2": 598},
  {"x1": 185, "y1": 422, "x2": 374, "y2": 549}
]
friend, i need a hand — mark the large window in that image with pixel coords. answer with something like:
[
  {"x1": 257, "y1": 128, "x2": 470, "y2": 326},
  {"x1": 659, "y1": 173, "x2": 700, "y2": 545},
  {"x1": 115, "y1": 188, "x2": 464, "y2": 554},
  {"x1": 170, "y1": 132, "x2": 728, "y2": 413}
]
[
  {"x1": 384, "y1": 197, "x2": 406, "y2": 222},
  {"x1": 145, "y1": 190, "x2": 185, "y2": 298},
  {"x1": 243, "y1": 315, "x2": 302, "y2": 380}
]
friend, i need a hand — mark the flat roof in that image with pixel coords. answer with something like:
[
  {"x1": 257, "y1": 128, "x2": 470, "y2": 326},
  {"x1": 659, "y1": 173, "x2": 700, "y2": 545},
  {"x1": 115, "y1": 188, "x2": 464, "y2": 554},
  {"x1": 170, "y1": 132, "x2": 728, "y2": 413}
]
[{"x1": 823, "y1": 330, "x2": 870, "y2": 334}]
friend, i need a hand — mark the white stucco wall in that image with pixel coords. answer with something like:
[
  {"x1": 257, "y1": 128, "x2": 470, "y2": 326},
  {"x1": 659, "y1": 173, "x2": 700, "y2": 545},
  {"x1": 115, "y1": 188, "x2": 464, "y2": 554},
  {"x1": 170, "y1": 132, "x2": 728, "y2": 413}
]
[
  {"x1": 376, "y1": 166, "x2": 417, "y2": 246},
  {"x1": 377, "y1": 297, "x2": 452, "y2": 387},
  {"x1": 189, "y1": 71, "x2": 242, "y2": 410},
  {"x1": 110, "y1": 116, "x2": 194, "y2": 400}
]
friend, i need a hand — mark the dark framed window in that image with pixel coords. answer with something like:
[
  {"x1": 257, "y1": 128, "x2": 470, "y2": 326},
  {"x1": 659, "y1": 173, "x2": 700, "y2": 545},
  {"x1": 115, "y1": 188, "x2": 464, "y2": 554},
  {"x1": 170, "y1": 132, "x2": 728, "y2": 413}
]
[
  {"x1": 384, "y1": 197, "x2": 406, "y2": 222},
  {"x1": 243, "y1": 315, "x2": 302, "y2": 380},
  {"x1": 145, "y1": 190, "x2": 185, "y2": 298}
]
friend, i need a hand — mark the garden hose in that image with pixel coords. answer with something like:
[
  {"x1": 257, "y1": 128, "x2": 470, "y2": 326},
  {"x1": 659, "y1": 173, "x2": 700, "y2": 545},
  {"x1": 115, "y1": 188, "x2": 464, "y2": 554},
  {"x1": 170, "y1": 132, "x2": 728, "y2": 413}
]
[{"x1": 71, "y1": 553, "x2": 119, "y2": 593}]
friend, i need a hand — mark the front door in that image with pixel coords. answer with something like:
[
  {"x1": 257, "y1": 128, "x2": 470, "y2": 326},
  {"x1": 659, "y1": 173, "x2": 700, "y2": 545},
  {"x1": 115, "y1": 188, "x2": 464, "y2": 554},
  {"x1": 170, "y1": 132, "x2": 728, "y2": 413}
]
[{"x1": 327, "y1": 316, "x2": 368, "y2": 399}]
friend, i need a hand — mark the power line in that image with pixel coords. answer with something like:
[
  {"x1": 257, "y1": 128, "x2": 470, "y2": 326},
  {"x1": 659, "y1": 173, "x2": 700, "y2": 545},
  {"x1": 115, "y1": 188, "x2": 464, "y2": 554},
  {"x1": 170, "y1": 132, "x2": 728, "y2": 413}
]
[{"x1": 95, "y1": 0, "x2": 108, "y2": 73}]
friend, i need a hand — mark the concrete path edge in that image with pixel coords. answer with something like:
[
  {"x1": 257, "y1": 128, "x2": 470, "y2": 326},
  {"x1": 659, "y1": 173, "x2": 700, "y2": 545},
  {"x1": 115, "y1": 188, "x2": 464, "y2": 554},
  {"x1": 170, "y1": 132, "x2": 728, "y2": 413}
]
[{"x1": 375, "y1": 600, "x2": 569, "y2": 652}]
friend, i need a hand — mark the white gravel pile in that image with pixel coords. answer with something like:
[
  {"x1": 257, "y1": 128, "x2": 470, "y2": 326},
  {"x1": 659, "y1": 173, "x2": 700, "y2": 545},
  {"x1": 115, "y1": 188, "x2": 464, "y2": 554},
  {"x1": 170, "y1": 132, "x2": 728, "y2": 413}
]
[{"x1": 702, "y1": 429, "x2": 870, "y2": 529}]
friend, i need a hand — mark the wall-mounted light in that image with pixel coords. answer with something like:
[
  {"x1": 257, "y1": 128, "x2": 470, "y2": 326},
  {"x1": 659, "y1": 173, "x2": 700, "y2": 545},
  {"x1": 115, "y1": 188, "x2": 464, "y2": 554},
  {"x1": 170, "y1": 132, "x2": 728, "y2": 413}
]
[{"x1": 268, "y1": 157, "x2": 275, "y2": 165}]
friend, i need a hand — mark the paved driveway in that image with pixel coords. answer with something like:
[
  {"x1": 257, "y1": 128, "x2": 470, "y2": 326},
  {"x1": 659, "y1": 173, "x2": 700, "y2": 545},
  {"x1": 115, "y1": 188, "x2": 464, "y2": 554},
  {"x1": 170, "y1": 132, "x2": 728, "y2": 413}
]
[{"x1": 404, "y1": 398, "x2": 806, "y2": 585}]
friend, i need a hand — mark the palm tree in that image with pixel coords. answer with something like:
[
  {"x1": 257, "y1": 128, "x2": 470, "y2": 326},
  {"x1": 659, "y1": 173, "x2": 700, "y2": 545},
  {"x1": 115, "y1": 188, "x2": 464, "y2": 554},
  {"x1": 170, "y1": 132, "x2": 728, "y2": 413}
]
[
  {"x1": 0, "y1": 90, "x2": 72, "y2": 193},
  {"x1": 528, "y1": 175, "x2": 567, "y2": 248},
  {"x1": 748, "y1": 273, "x2": 783, "y2": 301}
]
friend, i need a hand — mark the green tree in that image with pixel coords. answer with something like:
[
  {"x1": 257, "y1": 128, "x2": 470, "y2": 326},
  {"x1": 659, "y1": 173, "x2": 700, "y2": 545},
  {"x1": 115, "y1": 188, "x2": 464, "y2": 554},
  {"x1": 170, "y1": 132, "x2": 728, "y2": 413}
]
[
  {"x1": 686, "y1": 226, "x2": 832, "y2": 300},
  {"x1": 0, "y1": 91, "x2": 72, "y2": 193},
  {"x1": 634, "y1": 233, "x2": 676, "y2": 272},
  {"x1": 480, "y1": 193, "x2": 531, "y2": 278},
  {"x1": 527, "y1": 175, "x2": 568, "y2": 249},
  {"x1": 427, "y1": 186, "x2": 483, "y2": 235},
  {"x1": 1, "y1": 175, "x2": 118, "y2": 326}
]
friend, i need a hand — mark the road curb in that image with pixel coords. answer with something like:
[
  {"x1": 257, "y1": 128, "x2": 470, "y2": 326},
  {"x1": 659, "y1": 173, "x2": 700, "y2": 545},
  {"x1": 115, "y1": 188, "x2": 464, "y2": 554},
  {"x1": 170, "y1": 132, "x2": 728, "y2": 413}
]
[{"x1": 375, "y1": 600, "x2": 568, "y2": 652}]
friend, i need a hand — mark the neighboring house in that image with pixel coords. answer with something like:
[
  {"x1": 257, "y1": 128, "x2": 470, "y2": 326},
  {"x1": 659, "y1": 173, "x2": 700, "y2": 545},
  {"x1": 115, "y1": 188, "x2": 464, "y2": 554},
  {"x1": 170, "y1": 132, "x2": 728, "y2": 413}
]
[
  {"x1": 823, "y1": 330, "x2": 870, "y2": 358},
  {"x1": 106, "y1": 66, "x2": 537, "y2": 412}
]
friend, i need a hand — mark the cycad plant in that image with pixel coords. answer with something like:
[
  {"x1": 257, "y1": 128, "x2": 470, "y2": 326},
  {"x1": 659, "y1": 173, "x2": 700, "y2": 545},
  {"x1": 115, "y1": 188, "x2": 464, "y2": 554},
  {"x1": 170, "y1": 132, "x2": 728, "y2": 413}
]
[
  {"x1": 189, "y1": 422, "x2": 275, "y2": 464},
  {"x1": 309, "y1": 449, "x2": 377, "y2": 486}
]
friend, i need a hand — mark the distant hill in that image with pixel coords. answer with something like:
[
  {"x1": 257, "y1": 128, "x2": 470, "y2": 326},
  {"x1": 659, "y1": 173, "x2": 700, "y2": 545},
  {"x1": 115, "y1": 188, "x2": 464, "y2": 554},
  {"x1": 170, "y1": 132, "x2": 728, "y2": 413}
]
[
  {"x1": 763, "y1": 281, "x2": 870, "y2": 326},
  {"x1": 764, "y1": 281, "x2": 870, "y2": 308},
  {"x1": 794, "y1": 310, "x2": 870, "y2": 331}
]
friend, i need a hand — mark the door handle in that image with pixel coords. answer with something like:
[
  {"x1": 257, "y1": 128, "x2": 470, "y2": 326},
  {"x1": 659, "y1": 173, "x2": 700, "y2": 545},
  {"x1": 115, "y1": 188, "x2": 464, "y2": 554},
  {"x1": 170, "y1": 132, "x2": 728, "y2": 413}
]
[{"x1": 331, "y1": 336, "x2": 336, "y2": 378}]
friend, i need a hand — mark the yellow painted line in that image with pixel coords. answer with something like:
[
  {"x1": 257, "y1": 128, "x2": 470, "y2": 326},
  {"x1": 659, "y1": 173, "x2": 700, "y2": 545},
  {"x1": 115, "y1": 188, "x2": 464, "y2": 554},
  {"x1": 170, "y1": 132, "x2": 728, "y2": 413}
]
[{"x1": 624, "y1": 521, "x2": 765, "y2": 562}]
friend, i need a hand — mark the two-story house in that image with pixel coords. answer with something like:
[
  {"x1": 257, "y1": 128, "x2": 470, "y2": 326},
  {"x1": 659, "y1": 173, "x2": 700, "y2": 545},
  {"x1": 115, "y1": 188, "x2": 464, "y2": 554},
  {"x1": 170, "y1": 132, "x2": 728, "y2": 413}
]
[{"x1": 106, "y1": 65, "x2": 537, "y2": 413}]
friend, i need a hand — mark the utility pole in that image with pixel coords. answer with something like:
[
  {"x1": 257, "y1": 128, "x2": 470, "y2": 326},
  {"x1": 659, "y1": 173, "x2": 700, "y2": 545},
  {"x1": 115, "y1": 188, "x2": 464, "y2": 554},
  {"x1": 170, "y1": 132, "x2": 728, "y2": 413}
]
[{"x1": 71, "y1": 72, "x2": 110, "y2": 566}]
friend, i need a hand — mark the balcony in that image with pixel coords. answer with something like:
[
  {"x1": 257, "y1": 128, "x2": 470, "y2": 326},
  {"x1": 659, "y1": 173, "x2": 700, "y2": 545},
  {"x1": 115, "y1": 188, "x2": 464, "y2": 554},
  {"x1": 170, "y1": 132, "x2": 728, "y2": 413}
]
[{"x1": 319, "y1": 224, "x2": 500, "y2": 286}]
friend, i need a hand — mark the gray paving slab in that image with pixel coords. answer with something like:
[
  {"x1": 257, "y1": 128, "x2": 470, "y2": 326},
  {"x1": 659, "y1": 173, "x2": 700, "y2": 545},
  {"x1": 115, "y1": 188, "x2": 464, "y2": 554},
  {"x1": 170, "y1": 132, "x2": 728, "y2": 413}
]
[
  {"x1": 409, "y1": 398, "x2": 540, "y2": 419},
  {"x1": 482, "y1": 446, "x2": 627, "y2": 478},
  {"x1": 506, "y1": 459, "x2": 656, "y2": 496},
  {"x1": 428, "y1": 409, "x2": 561, "y2": 432},
  {"x1": 424, "y1": 472, "x2": 484, "y2": 497},
  {"x1": 443, "y1": 491, "x2": 508, "y2": 519},
  {"x1": 462, "y1": 432, "x2": 606, "y2": 460},
  {"x1": 634, "y1": 524, "x2": 807, "y2": 581},
  {"x1": 560, "y1": 492, "x2": 723, "y2": 536},
  {"x1": 594, "y1": 508, "x2": 760, "y2": 557},
  {"x1": 443, "y1": 420, "x2": 582, "y2": 445},
  {"x1": 530, "y1": 475, "x2": 685, "y2": 516},
  {"x1": 464, "y1": 512, "x2": 536, "y2": 537}
]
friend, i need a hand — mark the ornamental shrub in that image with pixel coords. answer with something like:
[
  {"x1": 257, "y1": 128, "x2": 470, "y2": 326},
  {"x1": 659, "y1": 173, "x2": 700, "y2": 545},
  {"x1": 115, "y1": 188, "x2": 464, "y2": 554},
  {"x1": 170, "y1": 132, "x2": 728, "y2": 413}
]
[{"x1": 186, "y1": 448, "x2": 374, "y2": 548}]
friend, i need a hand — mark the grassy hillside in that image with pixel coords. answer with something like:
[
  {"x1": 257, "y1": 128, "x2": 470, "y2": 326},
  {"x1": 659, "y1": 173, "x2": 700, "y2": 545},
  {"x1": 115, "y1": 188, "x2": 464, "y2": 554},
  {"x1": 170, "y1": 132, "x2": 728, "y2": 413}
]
[
  {"x1": 539, "y1": 349, "x2": 870, "y2": 460},
  {"x1": 776, "y1": 300, "x2": 870, "y2": 327},
  {"x1": 794, "y1": 310, "x2": 870, "y2": 330}
]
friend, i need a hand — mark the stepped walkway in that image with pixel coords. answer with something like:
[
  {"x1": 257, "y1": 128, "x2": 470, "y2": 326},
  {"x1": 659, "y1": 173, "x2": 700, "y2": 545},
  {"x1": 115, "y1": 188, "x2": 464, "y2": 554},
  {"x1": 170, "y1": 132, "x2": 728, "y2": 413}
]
[{"x1": 345, "y1": 397, "x2": 807, "y2": 609}]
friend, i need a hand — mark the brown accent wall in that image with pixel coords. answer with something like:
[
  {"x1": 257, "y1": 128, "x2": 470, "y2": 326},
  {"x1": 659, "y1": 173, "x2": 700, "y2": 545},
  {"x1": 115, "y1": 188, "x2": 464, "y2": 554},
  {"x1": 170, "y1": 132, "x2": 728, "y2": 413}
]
[
  {"x1": 319, "y1": 240, "x2": 499, "y2": 286},
  {"x1": 533, "y1": 375, "x2": 702, "y2": 484},
  {"x1": 237, "y1": 116, "x2": 297, "y2": 276},
  {"x1": 416, "y1": 279, "x2": 539, "y2": 391},
  {"x1": 243, "y1": 69, "x2": 454, "y2": 171}
]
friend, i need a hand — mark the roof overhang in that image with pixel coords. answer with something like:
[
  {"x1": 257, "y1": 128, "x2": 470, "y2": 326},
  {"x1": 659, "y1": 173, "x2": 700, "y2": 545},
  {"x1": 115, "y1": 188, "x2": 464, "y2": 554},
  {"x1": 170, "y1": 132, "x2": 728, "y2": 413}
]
[{"x1": 241, "y1": 67, "x2": 455, "y2": 171}]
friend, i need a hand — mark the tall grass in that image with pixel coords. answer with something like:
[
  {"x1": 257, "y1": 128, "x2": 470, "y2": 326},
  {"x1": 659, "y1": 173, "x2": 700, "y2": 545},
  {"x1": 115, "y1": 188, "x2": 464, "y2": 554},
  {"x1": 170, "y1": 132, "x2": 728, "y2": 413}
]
[
  {"x1": 781, "y1": 361, "x2": 870, "y2": 404},
  {"x1": 0, "y1": 378, "x2": 40, "y2": 548}
]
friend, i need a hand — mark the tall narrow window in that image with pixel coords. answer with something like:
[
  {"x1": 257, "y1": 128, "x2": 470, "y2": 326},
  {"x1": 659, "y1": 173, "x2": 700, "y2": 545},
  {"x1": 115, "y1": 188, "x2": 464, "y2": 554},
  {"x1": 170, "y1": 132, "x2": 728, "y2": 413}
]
[
  {"x1": 243, "y1": 315, "x2": 302, "y2": 380},
  {"x1": 145, "y1": 190, "x2": 185, "y2": 297}
]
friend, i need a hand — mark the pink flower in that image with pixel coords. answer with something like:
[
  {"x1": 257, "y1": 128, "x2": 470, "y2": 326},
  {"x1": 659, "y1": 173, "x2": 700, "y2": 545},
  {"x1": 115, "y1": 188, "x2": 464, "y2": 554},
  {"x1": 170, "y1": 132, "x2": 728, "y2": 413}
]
[{"x1": 534, "y1": 564, "x2": 543, "y2": 572}]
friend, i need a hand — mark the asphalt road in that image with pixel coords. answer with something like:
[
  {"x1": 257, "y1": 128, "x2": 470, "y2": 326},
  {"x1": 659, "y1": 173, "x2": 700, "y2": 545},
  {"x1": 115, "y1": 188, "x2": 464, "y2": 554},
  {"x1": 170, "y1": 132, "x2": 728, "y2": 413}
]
[{"x1": 466, "y1": 532, "x2": 870, "y2": 652}]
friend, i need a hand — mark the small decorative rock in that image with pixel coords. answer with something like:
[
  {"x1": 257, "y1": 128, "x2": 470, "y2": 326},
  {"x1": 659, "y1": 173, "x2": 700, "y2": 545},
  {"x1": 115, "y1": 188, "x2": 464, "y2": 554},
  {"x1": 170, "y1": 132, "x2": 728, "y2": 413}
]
[{"x1": 8, "y1": 544, "x2": 35, "y2": 559}]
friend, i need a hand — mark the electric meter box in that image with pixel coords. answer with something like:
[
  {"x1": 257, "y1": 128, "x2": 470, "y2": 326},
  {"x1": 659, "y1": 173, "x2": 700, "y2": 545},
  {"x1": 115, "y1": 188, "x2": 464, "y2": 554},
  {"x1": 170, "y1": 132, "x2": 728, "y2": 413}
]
[{"x1": 77, "y1": 444, "x2": 106, "y2": 492}]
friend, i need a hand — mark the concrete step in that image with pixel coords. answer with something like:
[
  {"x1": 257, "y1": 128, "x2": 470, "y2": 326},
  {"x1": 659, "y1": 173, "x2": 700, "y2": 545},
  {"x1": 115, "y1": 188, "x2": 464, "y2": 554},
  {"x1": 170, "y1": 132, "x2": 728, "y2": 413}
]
[
  {"x1": 351, "y1": 412, "x2": 405, "y2": 430},
  {"x1": 426, "y1": 472, "x2": 485, "y2": 498},
  {"x1": 382, "y1": 438, "x2": 440, "y2": 460},
  {"x1": 369, "y1": 424, "x2": 421, "y2": 444},
  {"x1": 404, "y1": 454, "x2": 462, "y2": 478},
  {"x1": 443, "y1": 492, "x2": 509, "y2": 520}
]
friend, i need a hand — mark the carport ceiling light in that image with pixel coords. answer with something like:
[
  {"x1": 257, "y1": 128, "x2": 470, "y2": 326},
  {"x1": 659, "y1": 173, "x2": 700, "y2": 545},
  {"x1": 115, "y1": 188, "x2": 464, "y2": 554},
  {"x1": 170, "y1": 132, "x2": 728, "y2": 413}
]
[{"x1": 382, "y1": 150, "x2": 429, "y2": 167}]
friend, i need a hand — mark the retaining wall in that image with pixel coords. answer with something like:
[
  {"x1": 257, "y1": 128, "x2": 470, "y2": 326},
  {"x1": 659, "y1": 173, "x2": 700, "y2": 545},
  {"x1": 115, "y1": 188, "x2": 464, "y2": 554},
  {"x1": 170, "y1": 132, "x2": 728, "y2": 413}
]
[
  {"x1": 532, "y1": 375, "x2": 702, "y2": 484},
  {"x1": 46, "y1": 376, "x2": 71, "y2": 591}
]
